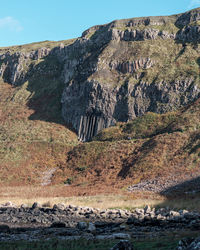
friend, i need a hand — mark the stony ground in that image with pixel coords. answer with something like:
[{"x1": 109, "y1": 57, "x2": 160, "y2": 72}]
[
  {"x1": 127, "y1": 173, "x2": 200, "y2": 196},
  {"x1": 0, "y1": 202, "x2": 199, "y2": 243}
]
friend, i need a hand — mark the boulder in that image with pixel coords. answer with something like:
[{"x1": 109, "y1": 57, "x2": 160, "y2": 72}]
[
  {"x1": 77, "y1": 221, "x2": 87, "y2": 230},
  {"x1": 110, "y1": 240, "x2": 134, "y2": 250},
  {"x1": 32, "y1": 202, "x2": 41, "y2": 209},
  {"x1": 144, "y1": 205, "x2": 151, "y2": 214},
  {"x1": 87, "y1": 222, "x2": 96, "y2": 233},
  {"x1": 53, "y1": 203, "x2": 65, "y2": 210}
]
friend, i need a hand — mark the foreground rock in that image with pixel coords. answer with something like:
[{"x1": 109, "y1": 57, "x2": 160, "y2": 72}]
[
  {"x1": 0, "y1": 202, "x2": 199, "y2": 241},
  {"x1": 111, "y1": 240, "x2": 134, "y2": 250},
  {"x1": 177, "y1": 237, "x2": 200, "y2": 249}
]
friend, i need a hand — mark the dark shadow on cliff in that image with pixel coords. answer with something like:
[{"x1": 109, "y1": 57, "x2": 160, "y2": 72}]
[
  {"x1": 2, "y1": 30, "x2": 110, "y2": 133},
  {"x1": 1, "y1": 49, "x2": 69, "y2": 126},
  {"x1": 26, "y1": 55, "x2": 66, "y2": 125},
  {"x1": 113, "y1": 81, "x2": 130, "y2": 122}
]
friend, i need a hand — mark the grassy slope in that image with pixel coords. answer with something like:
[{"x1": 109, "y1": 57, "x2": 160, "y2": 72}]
[
  {"x1": 0, "y1": 81, "x2": 78, "y2": 185},
  {"x1": 0, "y1": 39, "x2": 78, "y2": 185},
  {"x1": 53, "y1": 98, "x2": 200, "y2": 192},
  {"x1": 0, "y1": 39, "x2": 75, "y2": 54},
  {"x1": 91, "y1": 38, "x2": 200, "y2": 88},
  {"x1": 0, "y1": 12, "x2": 199, "y2": 193}
]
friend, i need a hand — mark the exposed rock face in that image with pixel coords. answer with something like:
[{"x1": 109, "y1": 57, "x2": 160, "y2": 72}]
[
  {"x1": 176, "y1": 25, "x2": 200, "y2": 42},
  {"x1": 0, "y1": 8, "x2": 200, "y2": 141},
  {"x1": 111, "y1": 28, "x2": 176, "y2": 41},
  {"x1": 175, "y1": 8, "x2": 200, "y2": 27},
  {"x1": 60, "y1": 8, "x2": 200, "y2": 141},
  {"x1": 62, "y1": 78, "x2": 199, "y2": 141},
  {"x1": 61, "y1": 81, "x2": 117, "y2": 141},
  {"x1": 78, "y1": 115, "x2": 113, "y2": 142},
  {"x1": 111, "y1": 26, "x2": 200, "y2": 42},
  {"x1": 0, "y1": 48, "x2": 51, "y2": 84},
  {"x1": 109, "y1": 58, "x2": 156, "y2": 73}
]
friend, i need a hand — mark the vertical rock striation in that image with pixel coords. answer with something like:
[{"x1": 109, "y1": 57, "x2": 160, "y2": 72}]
[
  {"x1": 0, "y1": 8, "x2": 200, "y2": 141},
  {"x1": 61, "y1": 9, "x2": 200, "y2": 141},
  {"x1": 78, "y1": 115, "x2": 113, "y2": 142}
]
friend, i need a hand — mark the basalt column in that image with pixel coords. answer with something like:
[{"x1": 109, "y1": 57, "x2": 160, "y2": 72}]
[{"x1": 78, "y1": 115, "x2": 112, "y2": 142}]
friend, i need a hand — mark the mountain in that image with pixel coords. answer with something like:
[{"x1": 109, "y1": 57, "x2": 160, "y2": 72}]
[{"x1": 0, "y1": 8, "x2": 199, "y2": 190}]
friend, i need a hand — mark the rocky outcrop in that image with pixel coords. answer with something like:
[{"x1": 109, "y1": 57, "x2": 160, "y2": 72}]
[
  {"x1": 61, "y1": 78, "x2": 200, "y2": 141},
  {"x1": 111, "y1": 25, "x2": 200, "y2": 42},
  {"x1": 78, "y1": 115, "x2": 113, "y2": 142},
  {"x1": 60, "y1": 9, "x2": 200, "y2": 141},
  {"x1": 175, "y1": 8, "x2": 200, "y2": 27},
  {"x1": 0, "y1": 48, "x2": 52, "y2": 84},
  {"x1": 0, "y1": 8, "x2": 199, "y2": 141},
  {"x1": 0, "y1": 202, "x2": 200, "y2": 242},
  {"x1": 109, "y1": 58, "x2": 156, "y2": 73},
  {"x1": 61, "y1": 80, "x2": 117, "y2": 141},
  {"x1": 111, "y1": 28, "x2": 176, "y2": 41},
  {"x1": 176, "y1": 25, "x2": 200, "y2": 42},
  {"x1": 177, "y1": 237, "x2": 200, "y2": 250}
]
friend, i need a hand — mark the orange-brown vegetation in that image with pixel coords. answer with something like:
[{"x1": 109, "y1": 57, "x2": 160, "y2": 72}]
[
  {"x1": 0, "y1": 81, "x2": 77, "y2": 185},
  {"x1": 0, "y1": 79, "x2": 199, "y2": 200},
  {"x1": 53, "y1": 98, "x2": 200, "y2": 194}
]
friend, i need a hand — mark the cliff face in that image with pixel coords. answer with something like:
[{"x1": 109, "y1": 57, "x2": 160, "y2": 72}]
[
  {"x1": 61, "y1": 8, "x2": 200, "y2": 141},
  {"x1": 0, "y1": 8, "x2": 200, "y2": 141},
  {"x1": 0, "y1": 48, "x2": 51, "y2": 84}
]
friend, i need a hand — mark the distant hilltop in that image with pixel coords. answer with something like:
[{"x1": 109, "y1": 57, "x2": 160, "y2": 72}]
[{"x1": 0, "y1": 8, "x2": 199, "y2": 142}]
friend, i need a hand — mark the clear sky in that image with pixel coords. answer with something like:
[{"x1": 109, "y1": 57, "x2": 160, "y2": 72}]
[{"x1": 0, "y1": 0, "x2": 199, "y2": 47}]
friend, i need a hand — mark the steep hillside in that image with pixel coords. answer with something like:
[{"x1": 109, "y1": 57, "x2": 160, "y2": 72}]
[
  {"x1": 61, "y1": 7, "x2": 200, "y2": 141},
  {"x1": 0, "y1": 40, "x2": 78, "y2": 185},
  {"x1": 53, "y1": 97, "x2": 200, "y2": 194},
  {"x1": 0, "y1": 8, "x2": 199, "y2": 190},
  {"x1": 0, "y1": 8, "x2": 200, "y2": 142}
]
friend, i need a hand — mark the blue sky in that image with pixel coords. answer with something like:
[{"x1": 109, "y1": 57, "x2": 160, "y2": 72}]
[{"x1": 0, "y1": 0, "x2": 199, "y2": 47}]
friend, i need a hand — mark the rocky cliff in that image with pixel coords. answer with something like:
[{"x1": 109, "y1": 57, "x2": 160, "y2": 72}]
[{"x1": 0, "y1": 8, "x2": 200, "y2": 141}]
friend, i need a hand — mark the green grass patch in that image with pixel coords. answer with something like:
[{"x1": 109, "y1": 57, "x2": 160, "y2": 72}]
[
  {"x1": 0, "y1": 235, "x2": 193, "y2": 250},
  {"x1": 94, "y1": 112, "x2": 176, "y2": 141}
]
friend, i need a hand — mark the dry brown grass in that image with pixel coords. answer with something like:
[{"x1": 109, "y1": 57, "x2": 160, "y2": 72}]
[
  {"x1": 0, "y1": 185, "x2": 200, "y2": 211},
  {"x1": 0, "y1": 82, "x2": 199, "y2": 205},
  {"x1": 53, "y1": 129, "x2": 200, "y2": 193},
  {"x1": 51, "y1": 98, "x2": 199, "y2": 191},
  {"x1": 0, "y1": 185, "x2": 162, "y2": 208},
  {"x1": 0, "y1": 81, "x2": 78, "y2": 185}
]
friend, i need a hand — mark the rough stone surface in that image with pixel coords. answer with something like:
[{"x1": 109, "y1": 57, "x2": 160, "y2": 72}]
[
  {"x1": 128, "y1": 173, "x2": 200, "y2": 194},
  {"x1": 61, "y1": 78, "x2": 199, "y2": 141},
  {"x1": 0, "y1": 8, "x2": 199, "y2": 141},
  {"x1": 0, "y1": 202, "x2": 198, "y2": 241},
  {"x1": 177, "y1": 237, "x2": 200, "y2": 250}
]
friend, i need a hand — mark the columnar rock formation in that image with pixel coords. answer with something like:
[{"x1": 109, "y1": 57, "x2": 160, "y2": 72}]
[
  {"x1": 78, "y1": 115, "x2": 113, "y2": 142},
  {"x1": 0, "y1": 8, "x2": 200, "y2": 141},
  {"x1": 109, "y1": 58, "x2": 156, "y2": 73}
]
